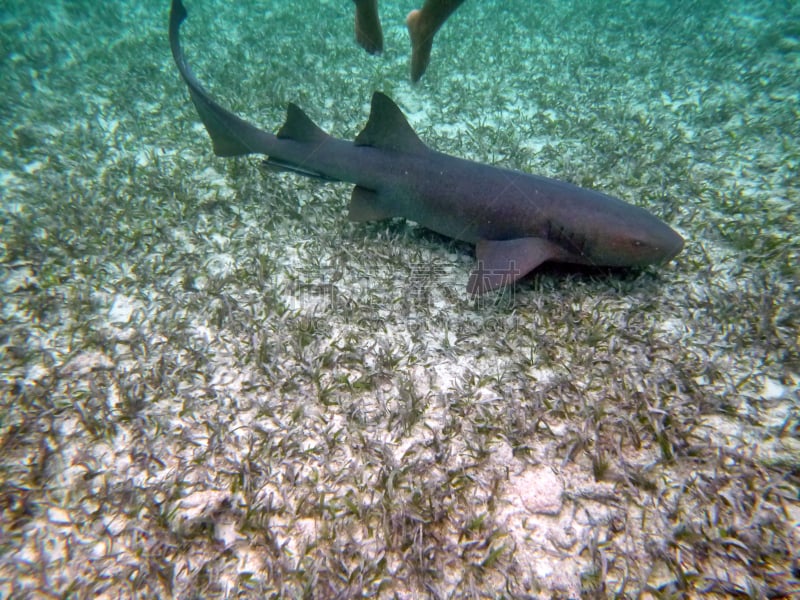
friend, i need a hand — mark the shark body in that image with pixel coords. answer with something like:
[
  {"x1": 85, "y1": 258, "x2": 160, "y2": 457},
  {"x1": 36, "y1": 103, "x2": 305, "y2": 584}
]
[{"x1": 169, "y1": 0, "x2": 683, "y2": 294}]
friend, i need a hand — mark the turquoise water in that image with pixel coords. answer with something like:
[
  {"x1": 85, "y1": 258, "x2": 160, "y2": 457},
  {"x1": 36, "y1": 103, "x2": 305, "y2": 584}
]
[{"x1": 1, "y1": 1, "x2": 798, "y2": 597}]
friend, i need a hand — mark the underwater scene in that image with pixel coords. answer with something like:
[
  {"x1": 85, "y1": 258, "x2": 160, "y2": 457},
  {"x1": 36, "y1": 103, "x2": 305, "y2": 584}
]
[{"x1": 1, "y1": 0, "x2": 798, "y2": 597}]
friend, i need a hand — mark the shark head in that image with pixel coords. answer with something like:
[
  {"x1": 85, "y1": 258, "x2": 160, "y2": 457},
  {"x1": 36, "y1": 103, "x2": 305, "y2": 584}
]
[{"x1": 576, "y1": 197, "x2": 685, "y2": 268}]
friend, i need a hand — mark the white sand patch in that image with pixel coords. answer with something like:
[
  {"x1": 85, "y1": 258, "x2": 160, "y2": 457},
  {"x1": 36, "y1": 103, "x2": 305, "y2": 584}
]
[
  {"x1": 761, "y1": 377, "x2": 788, "y2": 400},
  {"x1": 0, "y1": 169, "x2": 23, "y2": 191},
  {"x1": 170, "y1": 490, "x2": 243, "y2": 542},
  {"x1": 22, "y1": 160, "x2": 45, "y2": 174},
  {"x1": 108, "y1": 294, "x2": 137, "y2": 324},
  {"x1": 506, "y1": 466, "x2": 564, "y2": 516},
  {"x1": 205, "y1": 252, "x2": 236, "y2": 278},
  {"x1": 59, "y1": 351, "x2": 114, "y2": 377},
  {"x1": 1, "y1": 266, "x2": 38, "y2": 294}
]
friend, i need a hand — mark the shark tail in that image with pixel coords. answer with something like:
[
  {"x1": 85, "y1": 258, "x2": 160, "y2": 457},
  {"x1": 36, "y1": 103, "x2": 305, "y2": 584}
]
[
  {"x1": 169, "y1": 0, "x2": 269, "y2": 157},
  {"x1": 169, "y1": 0, "x2": 334, "y2": 180}
]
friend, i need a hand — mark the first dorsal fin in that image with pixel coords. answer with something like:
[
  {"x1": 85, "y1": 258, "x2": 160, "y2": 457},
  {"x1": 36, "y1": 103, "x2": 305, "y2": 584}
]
[
  {"x1": 278, "y1": 103, "x2": 329, "y2": 143},
  {"x1": 355, "y1": 92, "x2": 428, "y2": 154}
]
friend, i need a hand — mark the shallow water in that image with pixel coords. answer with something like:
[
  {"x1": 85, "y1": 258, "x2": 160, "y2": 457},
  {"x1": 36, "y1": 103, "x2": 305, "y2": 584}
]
[{"x1": 1, "y1": 0, "x2": 798, "y2": 597}]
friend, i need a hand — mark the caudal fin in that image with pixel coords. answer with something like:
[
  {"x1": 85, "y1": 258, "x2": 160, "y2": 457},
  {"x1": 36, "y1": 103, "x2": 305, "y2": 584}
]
[
  {"x1": 168, "y1": 0, "x2": 335, "y2": 182},
  {"x1": 169, "y1": 0, "x2": 268, "y2": 156}
]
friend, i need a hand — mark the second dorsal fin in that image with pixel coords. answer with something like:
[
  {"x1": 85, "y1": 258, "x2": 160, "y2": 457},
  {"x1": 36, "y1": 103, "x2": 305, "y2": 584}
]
[
  {"x1": 277, "y1": 103, "x2": 329, "y2": 143},
  {"x1": 354, "y1": 92, "x2": 428, "y2": 154}
]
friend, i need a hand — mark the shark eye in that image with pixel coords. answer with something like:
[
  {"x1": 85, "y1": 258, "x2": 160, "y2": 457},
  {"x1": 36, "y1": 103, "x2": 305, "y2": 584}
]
[{"x1": 630, "y1": 237, "x2": 652, "y2": 249}]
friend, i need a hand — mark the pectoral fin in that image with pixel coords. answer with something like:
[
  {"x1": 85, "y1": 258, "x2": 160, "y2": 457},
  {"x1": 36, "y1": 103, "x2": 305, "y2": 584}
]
[
  {"x1": 348, "y1": 186, "x2": 394, "y2": 222},
  {"x1": 468, "y1": 238, "x2": 559, "y2": 295}
]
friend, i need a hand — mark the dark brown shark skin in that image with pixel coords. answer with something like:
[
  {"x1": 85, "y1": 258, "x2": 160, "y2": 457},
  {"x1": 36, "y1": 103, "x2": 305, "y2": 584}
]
[{"x1": 169, "y1": 0, "x2": 684, "y2": 294}]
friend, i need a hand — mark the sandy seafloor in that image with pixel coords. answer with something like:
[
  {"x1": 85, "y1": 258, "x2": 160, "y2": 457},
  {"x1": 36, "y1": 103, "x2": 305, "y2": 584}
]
[{"x1": 1, "y1": 0, "x2": 799, "y2": 597}]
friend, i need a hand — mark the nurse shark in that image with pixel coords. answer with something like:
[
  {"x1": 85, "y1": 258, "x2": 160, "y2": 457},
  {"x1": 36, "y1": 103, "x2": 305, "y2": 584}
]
[{"x1": 169, "y1": 0, "x2": 683, "y2": 294}]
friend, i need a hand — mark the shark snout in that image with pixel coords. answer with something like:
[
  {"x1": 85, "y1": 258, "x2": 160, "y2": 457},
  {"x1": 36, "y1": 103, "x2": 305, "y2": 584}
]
[
  {"x1": 654, "y1": 225, "x2": 684, "y2": 263},
  {"x1": 605, "y1": 219, "x2": 684, "y2": 267}
]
